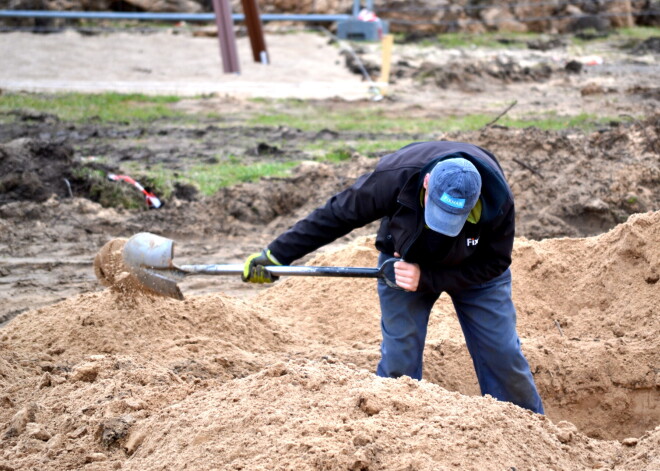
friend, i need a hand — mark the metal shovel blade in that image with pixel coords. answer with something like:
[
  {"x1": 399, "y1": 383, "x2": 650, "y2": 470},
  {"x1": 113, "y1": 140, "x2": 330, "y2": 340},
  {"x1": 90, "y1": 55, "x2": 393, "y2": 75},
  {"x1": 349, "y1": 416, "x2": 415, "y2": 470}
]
[
  {"x1": 122, "y1": 232, "x2": 400, "y2": 300},
  {"x1": 122, "y1": 232, "x2": 186, "y2": 300}
]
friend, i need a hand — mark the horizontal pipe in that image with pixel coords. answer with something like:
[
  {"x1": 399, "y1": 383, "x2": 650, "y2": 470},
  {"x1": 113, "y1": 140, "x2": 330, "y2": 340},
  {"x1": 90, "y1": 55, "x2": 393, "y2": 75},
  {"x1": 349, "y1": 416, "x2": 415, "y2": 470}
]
[{"x1": 0, "y1": 10, "x2": 352, "y2": 22}]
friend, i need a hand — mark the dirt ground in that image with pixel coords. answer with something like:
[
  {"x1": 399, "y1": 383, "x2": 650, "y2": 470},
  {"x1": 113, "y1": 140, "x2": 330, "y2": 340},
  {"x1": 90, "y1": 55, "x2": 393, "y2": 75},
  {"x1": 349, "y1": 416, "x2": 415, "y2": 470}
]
[{"x1": 0, "y1": 29, "x2": 659, "y2": 470}]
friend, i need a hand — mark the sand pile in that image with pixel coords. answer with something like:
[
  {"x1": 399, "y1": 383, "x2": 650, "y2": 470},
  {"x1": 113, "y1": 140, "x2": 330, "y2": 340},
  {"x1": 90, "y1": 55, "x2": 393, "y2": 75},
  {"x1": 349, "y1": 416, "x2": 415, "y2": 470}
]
[
  {"x1": 260, "y1": 239, "x2": 382, "y2": 347},
  {"x1": 123, "y1": 360, "x2": 622, "y2": 471},
  {"x1": 511, "y1": 211, "x2": 660, "y2": 438},
  {"x1": 1, "y1": 212, "x2": 659, "y2": 470},
  {"x1": 259, "y1": 211, "x2": 660, "y2": 441},
  {"x1": 513, "y1": 210, "x2": 659, "y2": 340},
  {"x1": 0, "y1": 352, "x2": 199, "y2": 470},
  {"x1": 2, "y1": 288, "x2": 288, "y2": 380},
  {"x1": 0, "y1": 284, "x2": 292, "y2": 468}
]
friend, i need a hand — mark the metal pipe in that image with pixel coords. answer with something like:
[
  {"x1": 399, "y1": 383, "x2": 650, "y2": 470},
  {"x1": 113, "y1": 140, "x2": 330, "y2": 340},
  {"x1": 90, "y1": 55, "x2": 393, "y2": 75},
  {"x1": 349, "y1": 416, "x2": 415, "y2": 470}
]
[
  {"x1": 241, "y1": 0, "x2": 268, "y2": 64},
  {"x1": 0, "y1": 10, "x2": 352, "y2": 22},
  {"x1": 352, "y1": 0, "x2": 360, "y2": 17},
  {"x1": 211, "y1": 0, "x2": 240, "y2": 74}
]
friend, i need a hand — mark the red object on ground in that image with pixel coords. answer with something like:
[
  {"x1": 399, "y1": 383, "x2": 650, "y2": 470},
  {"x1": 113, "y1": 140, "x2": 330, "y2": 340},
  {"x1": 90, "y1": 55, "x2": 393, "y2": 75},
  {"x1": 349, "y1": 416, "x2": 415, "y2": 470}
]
[{"x1": 108, "y1": 174, "x2": 162, "y2": 209}]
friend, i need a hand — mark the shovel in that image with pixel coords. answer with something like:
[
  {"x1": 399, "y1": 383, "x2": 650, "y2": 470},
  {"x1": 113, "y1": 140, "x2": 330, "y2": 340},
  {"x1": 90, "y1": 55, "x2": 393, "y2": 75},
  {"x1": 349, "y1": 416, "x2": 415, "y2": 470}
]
[{"x1": 122, "y1": 232, "x2": 401, "y2": 300}]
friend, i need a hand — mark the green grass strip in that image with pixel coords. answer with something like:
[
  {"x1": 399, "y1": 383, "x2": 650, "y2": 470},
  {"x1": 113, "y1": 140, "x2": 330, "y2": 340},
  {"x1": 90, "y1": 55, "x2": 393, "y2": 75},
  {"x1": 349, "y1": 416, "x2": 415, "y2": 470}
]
[
  {"x1": 250, "y1": 108, "x2": 445, "y2": 134},
  {"x1": 254, "y1": 106, "x2": 612, "y2": 134},
  {"x1": 303, "y1": 140, "x2": 414, "y2": 161},
  {"x1": 143, "y1": 160, "x2": 300, "y2": 197},
  {"x1": 0, "y1": 92, "x2": 183, "y2": 123}
]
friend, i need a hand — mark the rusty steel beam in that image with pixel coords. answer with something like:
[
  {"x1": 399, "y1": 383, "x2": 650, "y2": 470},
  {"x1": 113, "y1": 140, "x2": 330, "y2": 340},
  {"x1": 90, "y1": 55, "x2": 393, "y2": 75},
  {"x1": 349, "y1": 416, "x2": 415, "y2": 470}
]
[
  {"x1": 211, "y1": 0, "x2": 240, "y2": 74},
  {"x1": 240, "y1": 0, "x2": 269, "y2": 64}
]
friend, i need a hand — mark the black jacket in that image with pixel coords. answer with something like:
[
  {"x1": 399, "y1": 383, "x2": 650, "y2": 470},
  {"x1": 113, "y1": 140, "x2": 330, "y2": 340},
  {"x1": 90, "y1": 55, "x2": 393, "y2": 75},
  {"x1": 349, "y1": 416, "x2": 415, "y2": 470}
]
[{"x1": 268, "y1": 141, "x2": 515, "y2": 294}]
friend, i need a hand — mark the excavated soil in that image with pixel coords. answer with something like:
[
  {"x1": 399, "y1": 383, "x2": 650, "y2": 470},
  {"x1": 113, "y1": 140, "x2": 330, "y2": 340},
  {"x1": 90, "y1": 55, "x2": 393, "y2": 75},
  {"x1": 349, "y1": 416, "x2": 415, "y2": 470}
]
[
  {"x1": 1, "y1": 212, "x2": 659, "y2": 470},
  {"x1": 1, "y1": 115, "x2": 658, "y2": 323},
  {"x1": 1, "y1": 30, "x2": 659, "y2": 471}
]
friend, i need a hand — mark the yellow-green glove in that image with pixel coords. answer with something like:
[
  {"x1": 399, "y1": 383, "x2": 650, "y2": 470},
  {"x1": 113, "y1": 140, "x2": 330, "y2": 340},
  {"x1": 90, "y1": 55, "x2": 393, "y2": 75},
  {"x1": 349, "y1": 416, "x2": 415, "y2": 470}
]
[{"x1": 241, "y1": 249, "x2": 282, "y2": 283}]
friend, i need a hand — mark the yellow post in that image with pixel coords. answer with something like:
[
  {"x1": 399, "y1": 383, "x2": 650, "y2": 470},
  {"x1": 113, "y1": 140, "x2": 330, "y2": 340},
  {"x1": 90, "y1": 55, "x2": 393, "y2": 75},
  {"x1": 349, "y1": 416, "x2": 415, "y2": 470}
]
[{"x1": 378, "y1": 34, "x2": 394, "y2": 87}]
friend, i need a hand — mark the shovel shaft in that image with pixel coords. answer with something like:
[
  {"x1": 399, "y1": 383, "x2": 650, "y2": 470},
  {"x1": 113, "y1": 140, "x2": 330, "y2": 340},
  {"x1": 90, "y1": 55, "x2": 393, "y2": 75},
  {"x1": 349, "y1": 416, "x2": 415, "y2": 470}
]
[
  {"x1": 119, "y1": 232, "x2": 398, "y2": 301},
  {"x1": 177, "y1": 264, "x2": 381, "y2": 278}
]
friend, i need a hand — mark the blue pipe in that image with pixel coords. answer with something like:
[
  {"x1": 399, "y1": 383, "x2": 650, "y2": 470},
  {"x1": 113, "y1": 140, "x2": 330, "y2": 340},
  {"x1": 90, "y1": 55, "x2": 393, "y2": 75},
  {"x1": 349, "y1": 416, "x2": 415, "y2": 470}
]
[{"x1": 0, "y1": 10, "x2": 352, "y2": 22}]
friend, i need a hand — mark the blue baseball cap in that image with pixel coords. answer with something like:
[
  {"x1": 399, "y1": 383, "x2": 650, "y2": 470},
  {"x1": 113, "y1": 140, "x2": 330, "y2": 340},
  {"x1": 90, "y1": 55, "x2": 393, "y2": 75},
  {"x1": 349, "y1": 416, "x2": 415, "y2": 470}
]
[{"x1": 425, "y1": 158, "x2": 482, "y2": 237}]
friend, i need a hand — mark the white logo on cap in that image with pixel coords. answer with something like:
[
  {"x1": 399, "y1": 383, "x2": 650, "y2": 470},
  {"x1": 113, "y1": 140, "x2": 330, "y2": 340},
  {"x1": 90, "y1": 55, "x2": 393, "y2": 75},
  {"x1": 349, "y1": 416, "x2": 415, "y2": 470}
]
[{"x1": 440, "y1": 192, "x2": 466, "y2": 209}]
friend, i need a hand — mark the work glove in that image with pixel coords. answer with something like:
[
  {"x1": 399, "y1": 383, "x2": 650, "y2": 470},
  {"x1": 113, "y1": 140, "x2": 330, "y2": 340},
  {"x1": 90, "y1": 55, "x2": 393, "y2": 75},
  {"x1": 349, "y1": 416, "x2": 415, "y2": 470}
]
[{"x1": 242, "y1": 249, "x2": 282, "y2": 283}]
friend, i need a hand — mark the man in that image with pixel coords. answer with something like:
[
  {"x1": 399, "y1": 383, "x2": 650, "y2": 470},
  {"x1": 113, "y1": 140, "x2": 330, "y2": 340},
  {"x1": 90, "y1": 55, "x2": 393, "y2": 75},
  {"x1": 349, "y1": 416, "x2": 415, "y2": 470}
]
[{"x1": 242, "y1": 141, "x2": 544, "y2": 414}]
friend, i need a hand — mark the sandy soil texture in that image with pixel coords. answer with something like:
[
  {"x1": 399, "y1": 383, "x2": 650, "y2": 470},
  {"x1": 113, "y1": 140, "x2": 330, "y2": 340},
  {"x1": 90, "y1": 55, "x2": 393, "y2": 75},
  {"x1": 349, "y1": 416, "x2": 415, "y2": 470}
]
[
  {"x1": 1, "y1": 213, "x2": 659, "y2": 470},
  {"x1": 0, "y1": 30, "x2": 659, "y2": 470},
  {"x1": 0, "y1": 30, "x2": 367, "y2": 99}
]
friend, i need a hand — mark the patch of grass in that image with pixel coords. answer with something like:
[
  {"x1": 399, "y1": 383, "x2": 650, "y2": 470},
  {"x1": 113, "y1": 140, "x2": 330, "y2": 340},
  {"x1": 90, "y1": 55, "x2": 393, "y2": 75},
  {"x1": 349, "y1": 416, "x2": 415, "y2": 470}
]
[
  {"x1": 187, "y1": 160, "x2": 300, "y2": 195},
  {"x1": 141, "y1": 171, "x2": 176, "y2": 201},
  {"x1": 143, "y1": 160, "x2": 300, "y2": 196},
  {"x1": 303, "y1": 140, "x2": 416, "y2": 161},
  {"x1": 500, "y1": 112, "x2": 613, "y2": 131},
  {"x1": 615, "y1": 26, "x2": 660, "y2": 40},
  {"x1": 569, "y1": 29, "x2": 610, "y2": 46},
  {"x1": 614, "y1": 26, "x2": 660, "y2": 51},
  {"x1": 250, "y1": 107, "x2": 442, "y2": 134},
  {"x1": 571, "y1": 26, "x2": 660, "y2": 47},
  {"x1": 323, "y1": 148, "x2": 354, "y2": 163},
  {"x1": 71, "y1": 166, "x2": 106, "y2": 181},
  {"x1": 256, "y1": 104, "x2": 616, "y2": 135},
  {"x1": 91, "y1": 183, "x2": 146, "y2": 209},
  {"x1": 0, "y1": 92, "x2": 183, "y2": 123},
  {"x1": 248, "y1": 97, "x2": 273, "y2": 105},
  {"x1": 204, "y1": 111, "x2": 224, "y2": 120},
  {"x1": 353, "y1": 140, "x2": 415, "y2": 154},
  {"x1": 442, "y1": 112, "x2": 613, "y2": 131},
  {"x1": 432, "y1": 27, "x2": 658, "y2": 50},
  {"x1": 439, "y1": 114, "x2": 493, "y2": 132}
]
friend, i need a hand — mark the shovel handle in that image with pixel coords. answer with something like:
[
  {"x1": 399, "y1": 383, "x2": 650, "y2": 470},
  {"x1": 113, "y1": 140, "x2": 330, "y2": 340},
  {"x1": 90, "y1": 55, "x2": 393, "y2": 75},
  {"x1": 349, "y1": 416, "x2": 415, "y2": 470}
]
[
  {"x1": 178, "y1": 258, "x2": 402, "y2": 289},
  {"x1": 177, "y1": 264, "x2": 381, "y2": 278}
]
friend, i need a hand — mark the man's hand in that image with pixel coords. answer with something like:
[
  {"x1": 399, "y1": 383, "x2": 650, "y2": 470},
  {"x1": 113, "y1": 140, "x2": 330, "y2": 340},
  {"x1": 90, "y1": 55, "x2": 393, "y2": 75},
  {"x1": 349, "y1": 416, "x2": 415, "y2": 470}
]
[
  {"x1": 393, "y1": 257, "x2": 421, "y2": 291},
  {"x1": 242, "y1": 249, "x2": 282, "y2": 283}
]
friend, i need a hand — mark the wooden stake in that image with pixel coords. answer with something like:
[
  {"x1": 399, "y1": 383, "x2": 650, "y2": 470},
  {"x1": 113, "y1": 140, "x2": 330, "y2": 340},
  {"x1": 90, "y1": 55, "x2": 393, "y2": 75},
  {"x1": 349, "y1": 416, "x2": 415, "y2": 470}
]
[{"x1": 378, "y1": 34, "x2": 394, "y2": 85}]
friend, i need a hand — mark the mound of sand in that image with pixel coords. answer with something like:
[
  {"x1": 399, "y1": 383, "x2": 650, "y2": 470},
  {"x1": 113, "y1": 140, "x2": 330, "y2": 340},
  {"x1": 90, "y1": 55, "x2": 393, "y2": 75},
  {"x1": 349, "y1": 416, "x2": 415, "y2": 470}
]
[
  {"x1": 124, "y1": 360, "x2": 621, "y2": 471},
  {"x1": 1, "y1": 212, "x2": 659, "y2": 470},
  {"x1": 513, "y1": 211, "x2": 659, "y2": 339},
  {"x1": 510, "y1": 211, "x2": 660, "y2": 438},
  {"x1": 0, "y1": 352, "x2": 204, "y2": 470},
  {"x1": 2, "y1": 288, "x2": 288, "y2": 380},
  {"x1": 261, "y1": 211, "x2": 660, "y2": 440},
  {"x1": 260, "y1": 239, "x2": 382, "y2": 347}
]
